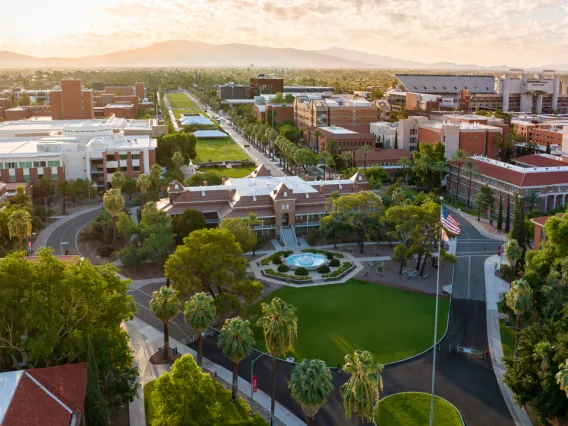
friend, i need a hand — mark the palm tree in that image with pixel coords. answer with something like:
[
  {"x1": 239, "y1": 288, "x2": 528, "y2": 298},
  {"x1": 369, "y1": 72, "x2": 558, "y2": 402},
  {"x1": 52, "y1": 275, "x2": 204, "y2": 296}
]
[
  {"x1": 57, "y1": 179, "x2": 69, "y2": 215},
  {"x1": 8, "y1": 210, "x2": 32, "y2": 252},
  {"x1": 451, "y1": 149, "x2": 467, "y2": 205},
  {"x1": 256, "y1": 297, "x2": 298, "y2": 424},
  {"x1": 397, "y1": 157, "x2": 412, "y2": 182},
  {"x1": 111, "y1": 171, "x2": 127, "y2": 190},
  {"x1": 556, "y1": 360, "x2": 568, "y2": 397},
  {"x1": 184, "y1": 292, "x2": 216, "y2": 367},
  {"x1": 504, "y1": 238, "x2": 523, "y2": 279},
  {"x1": 136, "y1": 173, "x2": 152, "y2": 204},
  {"x1": 431, "y1": 160, "x2": 448, "y2": 192},
  {"x1": 319, "y1": 151, "x2": 331, "y2": 180},
  {"x1": 464, "y1": 159, "x2": 478, "y2": 207},
  {"x1": 247, "y1": 212, "x2": 261, "y2": 255},
  {"x1": 359, "y1": 144, "x2": 372, "y2": 170},
  {"x1": 150, "y1": 163, "x2": 163, "y2": 193},
  {"x1": 218, "y1": 317, "x2": 255, "y2": 401},
  {"x1": 103, "y1": 189, "x2": 124, "y2": 245},
  {"x1": 171, "y1": 151, "x2": 184, "y2": 169},
  {"x1": 313, "y1": 130, "x2": 321, "y2": 153},
  {"x1": 326, "y1": 139, "x2": 338, "y2": 155},
  {"x1": 149, "y1": 286, "x2": 181, "y2": 362},
  {"x1": 340, "y1": 349, "x2": 384, "y2": 423},
  {"x1": 289, "y1": 359, "x2": 333, "y2": 426},
  {"x1": 505, "y1": 278, "x2": 533, "y2": 357}
]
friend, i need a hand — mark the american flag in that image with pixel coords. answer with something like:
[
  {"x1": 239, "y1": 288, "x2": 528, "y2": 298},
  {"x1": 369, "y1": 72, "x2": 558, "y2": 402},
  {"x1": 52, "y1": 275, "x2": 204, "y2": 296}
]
[{"x1": 442, "y1": 206, "x2": 461, "y2": 235}]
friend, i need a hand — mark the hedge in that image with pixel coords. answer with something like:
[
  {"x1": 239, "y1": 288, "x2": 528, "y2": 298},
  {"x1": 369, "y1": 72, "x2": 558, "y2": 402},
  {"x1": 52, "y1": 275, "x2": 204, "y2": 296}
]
[
  {"x1": 317, "y1": 264, "x2": 330, "y2": 274},
  {"x1": 322, "y1": 262, "x2": 354, "y2": 278},
  {"x1": 329, "y1": 258, "x2": 340, "y2": 267},
  {"x1": 295, "y1": 267, "x2": 309, "y2": 276},
  {"x1": 260, "y1": 250, "x2": 294, "y2": 265},
  {"x1": 264, "y1": 269, "x2": 311, "y2": 281},
  {"x1": 277, "y1": 264, "x2": 289, "y2": 272},
  {"x1": 301, "y1": 248, "x2": 345, "y2": 259}
]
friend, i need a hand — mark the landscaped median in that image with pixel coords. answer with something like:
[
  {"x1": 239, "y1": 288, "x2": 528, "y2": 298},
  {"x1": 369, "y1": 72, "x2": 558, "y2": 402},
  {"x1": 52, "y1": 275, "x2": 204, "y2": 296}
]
[{"x1": 374, "y1": 392, "x2": 463, "y2": 426}]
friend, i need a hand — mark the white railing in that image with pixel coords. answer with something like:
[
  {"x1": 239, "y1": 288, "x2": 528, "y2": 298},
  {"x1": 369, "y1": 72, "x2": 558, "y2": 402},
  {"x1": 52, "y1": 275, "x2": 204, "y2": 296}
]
[
  {"x1": 290, "y1": 226, "x2": 299, "y2": 246},
  {"x1": 280, "y1": 226, "x2": 286, "y2": 245}
]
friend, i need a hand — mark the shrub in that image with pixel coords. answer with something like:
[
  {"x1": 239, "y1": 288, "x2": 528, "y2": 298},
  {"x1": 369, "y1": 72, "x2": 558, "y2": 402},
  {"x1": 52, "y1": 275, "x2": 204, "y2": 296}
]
[
  {"x1": 295, "y1": 267, "x2": 309, "y2": 276},
  {"x1": 264, "y1": 269, "x2": 311, "y2": 281},
  {"x1": 277, "y1": 264, "x2": 289, "y2": 272},
  {"x1": 96, "y1": 246, "x2": 114, "y2": 258},
  {"x1": 261, "y1": 250, "x2": 293, "y2": 265},
  {"x1": 272, "y1": 257, "x2": 282, "y2": 265},
  {"x1": 305, "y1": 232, "x2": 319, "y2": 246},
  {"x1": 322, "y1": 262, "x2": 354, "y2": 279},
  {"x1": 317, "y1": 265, "x2": 330, "y2": 274},
  {"x1": 329, "y1": 258, "x2": 340, "y2": 267}
]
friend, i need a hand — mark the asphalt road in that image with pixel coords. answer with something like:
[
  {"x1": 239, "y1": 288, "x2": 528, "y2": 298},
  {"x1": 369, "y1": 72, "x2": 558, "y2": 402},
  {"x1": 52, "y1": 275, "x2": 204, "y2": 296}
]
[
  {"x1": 45, "y1": 207, "x2": 102, "y2": 255},
  {"x1": 129, "y1": 215, "x2": 514, "y2": 426}
]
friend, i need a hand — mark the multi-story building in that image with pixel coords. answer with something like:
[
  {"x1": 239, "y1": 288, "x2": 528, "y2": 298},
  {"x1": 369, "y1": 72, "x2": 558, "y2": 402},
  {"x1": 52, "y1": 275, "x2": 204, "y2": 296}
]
[
  {"x1": 250, "y1": 76, "x2": 284, "y2": 96},
  {"x1": 253, "y1": 103, "x2": 294, "y2": 125},
  {"x1": 50, "y1": 80, "x2": 94, "y2": 120},
  {"x1": 314, "y1": 126, "x2": 376, "y2": 153},
  {"x1": 295, "y1": 96, "x2": 378, "y2": 129},
  {"x1": 284, "y1": 86, "x2": 333, "y2": 94},
  {"x1": 158, "y1": 164, "x2": 368, "y2": 235},
  {"x1": 448, "y1": 155, "x2": 568, "y2": 214},
  {"x1": 3, "y1": 105, "x2": 51, "y2": 121},
  {"x1": 0, "y1": 89, "x2": 51, "y2": 105},
  {"x1": 218, "y1": 83, "x2": 252, "y2": 100},
  {"x1": 104, "y1": 85, "x2": 135, "y2": 96},
  {"x1": 370, "y1": 122, "x2": 398, "y2": 149},
  {"x1": 353, "y1": 149, "x2": 411, "y2": 171},
  {"x1": 0, "y1": 98, "x2": 13, "y2": 118}
]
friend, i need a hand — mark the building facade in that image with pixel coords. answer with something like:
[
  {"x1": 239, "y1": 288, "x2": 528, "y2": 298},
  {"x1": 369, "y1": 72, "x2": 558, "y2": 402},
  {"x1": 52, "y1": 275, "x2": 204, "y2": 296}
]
[{"x1": 50, "y1": 80, "x2": 95, "y2": 120}]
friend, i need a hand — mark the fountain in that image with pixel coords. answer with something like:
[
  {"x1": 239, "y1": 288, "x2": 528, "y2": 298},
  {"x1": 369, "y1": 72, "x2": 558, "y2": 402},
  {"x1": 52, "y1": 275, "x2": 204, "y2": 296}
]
[{"x1": 284, "y1": 253, "x2": 328, "y2": 271}]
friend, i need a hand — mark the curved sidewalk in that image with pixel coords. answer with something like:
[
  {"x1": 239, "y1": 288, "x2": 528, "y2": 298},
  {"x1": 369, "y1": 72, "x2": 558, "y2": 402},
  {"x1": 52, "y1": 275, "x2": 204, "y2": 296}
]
[{"x1": 484, "y1": 255, "x2": 532, "y2": 426}]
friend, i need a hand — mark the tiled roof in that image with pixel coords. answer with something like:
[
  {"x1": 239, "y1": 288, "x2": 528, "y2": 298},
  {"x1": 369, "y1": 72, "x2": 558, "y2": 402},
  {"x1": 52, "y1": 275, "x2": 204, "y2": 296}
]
[
  {"x1": 2, "y1": 364, "x2": 86, "y2": 426},
  {"x1": 514, "y1": 154, "x2": 567, "y2": 168},
  {"x1": 354, "y1": 149, "x2": 411, "y2": 162},
  {"x1": 531, "y1": 213, "x2": 563, "y2": 227}
]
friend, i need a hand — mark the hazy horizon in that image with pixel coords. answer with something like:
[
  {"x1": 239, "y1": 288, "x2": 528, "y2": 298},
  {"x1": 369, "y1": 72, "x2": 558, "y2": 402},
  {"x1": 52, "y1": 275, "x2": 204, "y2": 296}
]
[{"x1": 2, "y1": 0, "x2": 568, "y2": 67}]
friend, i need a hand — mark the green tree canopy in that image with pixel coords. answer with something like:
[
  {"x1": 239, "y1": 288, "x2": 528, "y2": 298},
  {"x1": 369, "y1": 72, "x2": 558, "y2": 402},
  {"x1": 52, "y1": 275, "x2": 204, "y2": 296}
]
[
  {"x1": 171, "y1": 209, "x2": 206, "y2": 244},
  {"x1": 220, "y1": 217, "x2": 257, "y2": 254}
]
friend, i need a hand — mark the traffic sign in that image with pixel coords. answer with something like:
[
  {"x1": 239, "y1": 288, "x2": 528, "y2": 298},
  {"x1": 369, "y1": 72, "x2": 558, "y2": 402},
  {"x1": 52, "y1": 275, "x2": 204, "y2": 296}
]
[{"x1": 252, "y1": 375, "x2": 258, "y2": 393}]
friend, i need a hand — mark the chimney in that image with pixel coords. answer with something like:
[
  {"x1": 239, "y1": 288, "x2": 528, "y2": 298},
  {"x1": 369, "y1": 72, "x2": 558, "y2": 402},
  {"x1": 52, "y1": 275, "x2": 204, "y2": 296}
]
[
  {"x1": 203, "y1": 181, "x2": 208, "y2": 186},
  {"x1": 222, "y1": 178, "x2": 226, "y2": 185}
]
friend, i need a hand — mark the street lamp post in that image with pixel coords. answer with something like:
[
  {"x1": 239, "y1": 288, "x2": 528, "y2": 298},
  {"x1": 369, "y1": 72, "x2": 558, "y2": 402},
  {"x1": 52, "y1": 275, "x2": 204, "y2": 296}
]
[{"x1": 249, "y1": 352, "x2": 265, "y2": 417}]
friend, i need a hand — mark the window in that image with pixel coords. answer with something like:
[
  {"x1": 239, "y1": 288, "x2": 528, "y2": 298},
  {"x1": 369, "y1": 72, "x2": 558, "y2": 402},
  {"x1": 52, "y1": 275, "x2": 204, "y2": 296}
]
[
  {"x1": 120, "y1": 167, "x2": 127, "y2": 172},
  {"x1": 52, "y1": 173, "x2": 59, "y2": 181},
  {"x1": 19, "y1": 161, "x2": 32, "y2": 168},
  {"x1": 8, "y1": 176, "x2": 16, "y2": 182},
  {"x1": 119, "y1": 154, "x2": 128, "y2": 160},
  {"x1": 132, "y1": 153, "x2": 140, "y2": 160},
  {"x1": 23, "y1": 174, "x2": 30, "y2": 181},
  {"x1": 33, "y1": 161, "x2": 46, "y2": 167},
  {"x1": 133, "y1": 166, "x2": 140, "y2": 172},
  {"x1": 0, "y1": 163, "x2": 3, "y2": 169},
  {"x1": 284, "y1": 191, "x2": 287, "y2": 197},
  {"x1": 47, "y1": 160, "x2": 60, "y2": 167},
  {"x1": 6, "y1": 162, "x2": 16, "y2": 168}
]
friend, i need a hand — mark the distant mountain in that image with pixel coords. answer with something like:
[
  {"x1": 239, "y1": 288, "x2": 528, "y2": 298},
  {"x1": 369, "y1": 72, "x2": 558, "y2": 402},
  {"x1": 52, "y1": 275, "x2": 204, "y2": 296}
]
[{"x1": 0, "y1": 40, "x2": 523, "y2": 70}]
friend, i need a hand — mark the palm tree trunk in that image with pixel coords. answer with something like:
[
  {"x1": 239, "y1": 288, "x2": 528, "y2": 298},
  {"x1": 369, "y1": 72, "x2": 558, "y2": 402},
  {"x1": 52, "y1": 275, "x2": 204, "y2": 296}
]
[
  {"x1": 478, "y1": 206, "x2": 481, "y2": 221},
  {"x1": 62, "y1": 195, "x2": 66, "y2": 215},
  {"x1": 364, "y1": 154, "x2": 367, "y2": 170},
  {"x1": 232, "y1": 362, "x2": 239, "y2": 402},
  {"x1": 19, "y1": 237, "x2": 22, "y2": 252},
  {"x1": 467, "y1": 175, "x2": 473, "y2": 207},
  {"x1": 308, "y1": 416, "x2": 313, "y2": 426},
  {"x1": 420, "y1": 254, "x2": 428, "y2": 276},
  {"x1": 399, "y1": 260, "x2": 404, "y2": 275},
  {"x1": 271, "y1": 355, "x2": 276, "y2": 423},
  {"x1": 455, "y1": 167, "x2": 461, "y2": 205},
  {"x1": 416, "y1": 254, "x2": 422, "y2": 270},
  {"x1": 198, "y1": 334, "x2": 203, "y2": 367},
  {"x1": 360, "y1": 239, "x2": 364, "y2": 254},
  {"x1": 514, "y1": 313, "x2": 521, "y2": 358},
  {"x1": 164, "y1": 322, "x2": 170, "y2": 361},
  {"x1": 112, "y1": 217, "x2": 117, "y2": 246}
]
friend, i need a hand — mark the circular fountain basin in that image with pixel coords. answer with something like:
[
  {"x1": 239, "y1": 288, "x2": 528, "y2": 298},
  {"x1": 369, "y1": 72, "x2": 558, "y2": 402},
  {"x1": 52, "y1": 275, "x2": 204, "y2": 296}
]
[{"x1": 284, "y1": 253, "x2": 328, "y2": 270}]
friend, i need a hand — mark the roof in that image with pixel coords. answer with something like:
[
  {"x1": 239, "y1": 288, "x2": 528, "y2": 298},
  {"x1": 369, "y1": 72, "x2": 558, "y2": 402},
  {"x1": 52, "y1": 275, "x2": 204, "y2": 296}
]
[
  {"x1": 514, "y1": 154, "x2": 567, "y2": 168},
  {"x1": 250, "y1": 164, "x2": 272, "y2": 178},
  {"x1": 319, "y1": 127, "x2": 375, "y2": 141},
  {"x1": 395, "y1": 74, "x2": 496, "y2": 94},
  {"x1": 456, "y1": 156, "x2": 568, "y2": 187},
  {"x1": 355, "y1": 149, "x2": 411, "y2": 162},
  {"x1": 180, "y1": 115, "x2": 213, "y2": 125},
  {"x1": 1, "y1": 363, "x2": 87, "y2": 426},
  {"x1": 193, "y1": 130, "x2": 227, "y2": 138},
  {"x1": 530, "y1": 214, "x2": 563, "y2": 227}
]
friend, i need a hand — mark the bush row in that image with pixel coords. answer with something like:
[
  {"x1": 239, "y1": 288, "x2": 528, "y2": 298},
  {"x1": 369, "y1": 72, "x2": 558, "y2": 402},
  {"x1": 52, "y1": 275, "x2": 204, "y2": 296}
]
[
  {"x1": 260, "y1": 250, "x2": 293, "y2": 265},
  {"x1": 322, "y1": 262, "x2": 354, "y2": 279},
  {"x1": 264, "y1": 269, "x2": 312, "y2": 281}
]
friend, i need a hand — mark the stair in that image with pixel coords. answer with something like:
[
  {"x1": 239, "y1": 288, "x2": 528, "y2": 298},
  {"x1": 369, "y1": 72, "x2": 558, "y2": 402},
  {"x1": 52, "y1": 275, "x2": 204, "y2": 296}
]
[{"x1": 280, "y1": 226, "x2": 298, "y2": 249}]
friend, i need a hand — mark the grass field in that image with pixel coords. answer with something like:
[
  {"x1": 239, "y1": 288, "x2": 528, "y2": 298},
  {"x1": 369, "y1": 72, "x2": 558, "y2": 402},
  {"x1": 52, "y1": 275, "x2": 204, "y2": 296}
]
[
  {"x1": 203, "y1": 166, "x2": 257, "y2": 178},
  {"x1": 375, "y1": 393, "x2": 462, "y2": 426},
  {"x1": 144, "y1": 380, "x2": 267, "y2": 426},
  {"x1": 499, "y1": 320, "x2": 516, "y2": 358},
  {"x1": 248, "y1": 279, "x2": 450, "y2": 365},
  {"x1": 166, "y1": 92, "x2": 197, "y2": 109},
  {"x1": 195, "y1": 137, "x2": 251, "y2": 163}
]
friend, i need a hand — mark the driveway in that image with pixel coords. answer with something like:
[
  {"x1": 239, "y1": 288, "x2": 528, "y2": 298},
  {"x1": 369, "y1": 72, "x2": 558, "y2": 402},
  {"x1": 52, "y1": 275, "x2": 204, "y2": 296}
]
[{"x1": 45, "y1": 207, "x2": 102, "y2": 255}]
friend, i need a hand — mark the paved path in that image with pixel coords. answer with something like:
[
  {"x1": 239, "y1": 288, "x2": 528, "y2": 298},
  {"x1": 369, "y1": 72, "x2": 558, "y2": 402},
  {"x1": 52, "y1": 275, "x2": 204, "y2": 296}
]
[
  {"x1": 163, "y1": 93, "x2": 180, "y2": 131},
  {"x1": 447, "y1": 205, "x2": 508, "y2": 242},
  {"x1": 182, "y1": 91, "x2": 287, "y2": 177},
  {"x1": 485, "y1": 255, "x2": 532, "y2": 426}
]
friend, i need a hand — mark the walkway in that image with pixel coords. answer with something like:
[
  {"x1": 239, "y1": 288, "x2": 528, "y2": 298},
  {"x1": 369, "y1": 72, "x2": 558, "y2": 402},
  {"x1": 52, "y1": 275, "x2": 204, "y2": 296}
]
[
  {"x1": 447, "y1": 205, "x2": 508, "y2": 242},
  {"x1": 162, "y1": 93, "x2": 180, "y2": 131},
  {"x1": 484, "y1": 255, "x2": 532, "y2": 426}
]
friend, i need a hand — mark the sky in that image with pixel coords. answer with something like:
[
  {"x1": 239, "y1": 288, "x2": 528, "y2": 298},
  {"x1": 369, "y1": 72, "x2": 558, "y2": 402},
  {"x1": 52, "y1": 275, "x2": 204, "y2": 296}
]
[{"x1": 1, "y1": 0, "x2": 568, "y2": 67}]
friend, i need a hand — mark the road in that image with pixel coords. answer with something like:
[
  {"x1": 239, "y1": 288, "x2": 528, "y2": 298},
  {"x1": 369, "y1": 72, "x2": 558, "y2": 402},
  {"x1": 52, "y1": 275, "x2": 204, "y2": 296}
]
[
  {"x1": 128, "y1": 216, "x2": 514, "y2": 426},
  {"x1": 45, "y1": 207, "x2": 102, "y2": 255},
  {"x1": 182, "y1": 91, "x2": 286, "y2": 177}
]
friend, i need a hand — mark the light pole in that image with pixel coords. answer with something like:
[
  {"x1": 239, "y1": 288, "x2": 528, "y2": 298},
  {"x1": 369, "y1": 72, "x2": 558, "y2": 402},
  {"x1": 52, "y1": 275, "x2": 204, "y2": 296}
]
[{"x1": 249, "y1": 352, "x2": 265, "y2": 417}]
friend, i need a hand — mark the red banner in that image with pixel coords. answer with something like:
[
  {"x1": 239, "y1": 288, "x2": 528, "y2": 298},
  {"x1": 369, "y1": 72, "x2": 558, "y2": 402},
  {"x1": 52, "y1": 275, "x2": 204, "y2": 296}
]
[{"x1": 252, "y1": 375, "x2": 258, "y2": 393}]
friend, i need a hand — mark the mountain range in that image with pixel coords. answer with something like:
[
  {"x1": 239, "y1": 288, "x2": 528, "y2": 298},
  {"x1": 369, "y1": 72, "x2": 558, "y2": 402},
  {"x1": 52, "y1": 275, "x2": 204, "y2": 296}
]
[{"x1": 0, "y1": 40, "x2": 566, "y2": 70}]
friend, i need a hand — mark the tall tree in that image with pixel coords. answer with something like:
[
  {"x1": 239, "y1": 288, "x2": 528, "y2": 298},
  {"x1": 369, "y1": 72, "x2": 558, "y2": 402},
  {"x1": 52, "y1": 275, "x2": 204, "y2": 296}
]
[
  {"x1": 497, "y1": 192, "x2": 503, "y2": 231},
  {"x1": 8, "y1": 209, "x2": 32, "y2": 251},
  {"x1": 184, "y1": 292, "x2": 216, "y2": 367},
  {"x1": 111, "y1": 172, "x2": 127, "y2": 190},
  {"x1": 473, "y1": 184, "x2": 495, "y2": 221},
  {"x1": 103, "y1": 189, "x2": 124, "y2": 245},
  {"x1": 150, "y1": 163, "x2": 163, "y2": 193},
  {"x1": 257, "y1": 297, "x2": 298, "y2": 424},
  {"x1": 85, "y1": 338, "x2": 109, "y2": 426},
  {"x1": 220, "y1": 217, "x2": 257, "y2": 254},
  {"x1": 217, "y1": 317, "x2": 255, "y2": 401},
  {"x1": 510, "y1": 193, "x2": 526, "y2": 249},
  {"x1": 464, "y1": 159, "x2": 477, "y2": 207},
  {"x1": 359, "y1": 144, "x2": 372, "y2": 170},
  {"x1": 450, "y1": 149, "x2": 467, "y2": 205},
  {"x1": 150, "y1": 286, "x2": 181, "y2": 362},
  {"x1": 171, "y1": 151, "x2": 184, "y2": 169},
  {"x1": 289, "y1": 359, "x2": 333, "y2": 426},
  {"x1": 505, "y1": 195, "x2": 511, "y2": 233},
  {"x1": 506, "y1": 278, "x2": 533, "y2": 357},
  {"x1": 247, "y1": 212, "x2": 261, "y2": 255},
  {"x1": 504, "y1": 238, "x2": 523, "y2": 280},
  {"x1": 340, "y1": 350, "x2": 384, "y2": 423},
  {"x1": 136, "y1": 174, "x2": 152, "y2": 204},
  {"x1": 556, "y1": 361, "x2": 568, "y2": 397},
  {"x1": 397, "y1": 157, "x2": 412, "y2": 182},
  {"x1": 171, "y1": 209, "x2": 206, "y2": 244},
  {"x1": 57, "y1": 179, "x2": 70, "y2": 215},
  {"x1": 385, "y1": 204, "x2": 422, "y2": 275}
]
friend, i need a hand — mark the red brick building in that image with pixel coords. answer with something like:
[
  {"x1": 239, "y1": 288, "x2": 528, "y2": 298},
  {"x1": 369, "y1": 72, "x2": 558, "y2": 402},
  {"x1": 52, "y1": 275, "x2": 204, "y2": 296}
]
[
  {"x1": 354, "y1": 149, "x2": 411, "y2": 170},
  {"x1": 254, "y1": 104, "x2": 294, "y2": 125},
  {"x1": 316, "y1": 126, "x2": 376, "y2": 153},
  {"x1": 50, "y1": 80, "x2": 94, "y2": 120}
]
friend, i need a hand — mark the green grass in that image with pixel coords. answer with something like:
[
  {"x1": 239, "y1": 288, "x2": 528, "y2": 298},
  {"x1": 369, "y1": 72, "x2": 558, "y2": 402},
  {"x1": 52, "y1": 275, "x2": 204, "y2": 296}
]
[
  {"x1": 195, "y1": 137, "x2": 251, "y2": 163},
  {"x1": 203, "y1": 166, "x2": 257, "y2": 178},
  {"x1": 144, "y1": 379, "x2": 267, "y2": 426},
  {"x1": 375, "y1": 393, "x2": 462, "y2": 426},
  {"x1": 499, "y1": 320, "x2": 516, "y2": 358},
  {"x1": 166, "y1": 92, "x2": 197, "y2": 109},
  {"x1": 248, "y1": 279, "x2": 450, "y2": 365}
]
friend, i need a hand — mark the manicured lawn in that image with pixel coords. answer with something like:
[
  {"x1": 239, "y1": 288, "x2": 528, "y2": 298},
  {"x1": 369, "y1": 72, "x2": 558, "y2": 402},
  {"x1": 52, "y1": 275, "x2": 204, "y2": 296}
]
[
  {"x1": 174, "y1": 108, "x2": 204, "y2": 118},
  {"x1": 195, "y1": 137, "x2": 251, "y2": 163},
  {"x1": 144, "y1": 379, "x2": 267, "y2": 426},
  {"x1": 203, "y1": 166, "x2": 257, "y2": 178},
  {"x1": 499, "y1": 320, "x2": 516, "y2": 358},
  {"x1": 166, "y1": 92, "x2": 197, "y2": 109},
  {"x1": 248, "y1": 279, "x2": 450, "y2": 365},
  {"x1": 375, "y1": 393, "x2": 462, "y2": 426}
]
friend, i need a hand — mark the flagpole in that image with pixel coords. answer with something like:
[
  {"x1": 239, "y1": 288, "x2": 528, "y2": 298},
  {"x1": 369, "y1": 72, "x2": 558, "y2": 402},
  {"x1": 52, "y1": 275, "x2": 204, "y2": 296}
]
[{"x1": 429, "y1": 196, "x2": 444, "y2": 426}]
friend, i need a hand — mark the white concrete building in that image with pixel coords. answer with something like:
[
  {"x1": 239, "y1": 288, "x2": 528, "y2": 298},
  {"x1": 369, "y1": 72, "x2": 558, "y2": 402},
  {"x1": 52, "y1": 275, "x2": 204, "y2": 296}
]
[{"x1": 370, "y1": 122, "x2": 398, "y2": 149}]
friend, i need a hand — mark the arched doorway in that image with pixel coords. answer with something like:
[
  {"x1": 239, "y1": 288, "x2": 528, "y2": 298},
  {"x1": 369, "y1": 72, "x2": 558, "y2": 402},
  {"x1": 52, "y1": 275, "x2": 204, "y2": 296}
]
[{"x1": 282, "y1": 212, "x2": 289, "y2": 226}]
